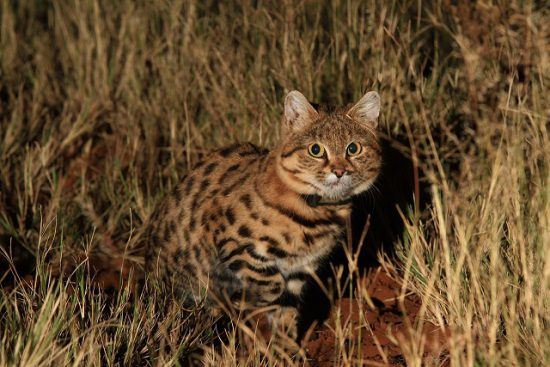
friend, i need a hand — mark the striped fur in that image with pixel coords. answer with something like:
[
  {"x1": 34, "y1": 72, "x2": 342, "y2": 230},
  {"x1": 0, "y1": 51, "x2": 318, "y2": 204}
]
[{"x1": 141, "y1": 91, "x2": 382, "y2": 341}]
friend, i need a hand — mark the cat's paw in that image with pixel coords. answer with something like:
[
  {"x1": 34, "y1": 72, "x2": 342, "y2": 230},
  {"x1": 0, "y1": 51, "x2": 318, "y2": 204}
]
[
  {"x1": 268, "y1": 307, "x2": 298, "y2": 339},
  {"x1": 266, "y1": 307, "x2": 309, "y2": 362}
]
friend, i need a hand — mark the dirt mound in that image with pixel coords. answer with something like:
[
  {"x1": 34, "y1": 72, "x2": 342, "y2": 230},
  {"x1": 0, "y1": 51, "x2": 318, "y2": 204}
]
[{"x1": 304, "y1": 268, "x2": 449, "y2": 366}]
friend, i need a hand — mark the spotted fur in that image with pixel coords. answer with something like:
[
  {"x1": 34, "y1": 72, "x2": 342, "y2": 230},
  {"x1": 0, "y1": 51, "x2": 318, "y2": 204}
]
[{"x1": 141, "y1": 90, "x2": 382, "y2": 341}]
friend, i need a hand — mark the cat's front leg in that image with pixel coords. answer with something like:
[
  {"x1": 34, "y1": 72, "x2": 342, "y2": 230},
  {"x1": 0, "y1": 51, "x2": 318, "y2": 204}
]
[
  {"x1": 266, "y1": 275, "x2": 304, "y2": 337},
  {"x1": 269, "y1": 306, "x2": 299, "y2": 341}
]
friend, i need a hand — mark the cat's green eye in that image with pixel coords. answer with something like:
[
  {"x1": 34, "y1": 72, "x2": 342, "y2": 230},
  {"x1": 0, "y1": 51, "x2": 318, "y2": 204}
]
[
  {"x1": 346, "y1": 142, "x2": 361, "y2": 156},
  {"x1": 308, "y1": 143, "x2": 325, "y2": 158}
]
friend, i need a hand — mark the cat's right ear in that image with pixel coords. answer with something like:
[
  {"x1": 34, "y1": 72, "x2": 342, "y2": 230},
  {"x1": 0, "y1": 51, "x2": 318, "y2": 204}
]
[
  {"x1": 347, "y1": 91, "x2": 380, "y2": 128},
  {"x1": 283, "y1": 90, "x2": 318, "y2": 133}
]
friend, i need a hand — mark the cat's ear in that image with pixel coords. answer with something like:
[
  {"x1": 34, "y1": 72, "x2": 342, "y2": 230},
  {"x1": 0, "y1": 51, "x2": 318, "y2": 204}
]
[
  {"x1": 283, "y1": 90, "x2": 318, "y2": 132},
  {"x1": 347, "y1": 91, "x2": 380, "y2": 128}
]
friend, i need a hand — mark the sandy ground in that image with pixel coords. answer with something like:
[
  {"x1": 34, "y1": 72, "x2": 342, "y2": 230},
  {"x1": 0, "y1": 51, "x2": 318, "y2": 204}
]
[{"x1": 303, "y1": 268, "x2": 449, "y2": 366}]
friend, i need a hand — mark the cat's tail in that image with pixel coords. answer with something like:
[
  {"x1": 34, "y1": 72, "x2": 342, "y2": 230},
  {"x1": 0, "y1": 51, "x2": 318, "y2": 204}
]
[{"x1": 48, "y1": 226, "x2": 146, "y2": 294}]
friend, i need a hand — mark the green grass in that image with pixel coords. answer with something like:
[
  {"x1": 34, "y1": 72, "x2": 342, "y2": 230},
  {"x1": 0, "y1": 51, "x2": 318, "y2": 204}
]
[{"x1": 1, "y1": 0, "x2": 549, "y2": 365}]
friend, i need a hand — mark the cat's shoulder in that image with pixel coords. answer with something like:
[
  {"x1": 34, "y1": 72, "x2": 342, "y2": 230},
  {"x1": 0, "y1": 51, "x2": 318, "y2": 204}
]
[
  {"x1": 216, "y1": 142, "x2": 269, "y2": 159},
  {"x1": 184, "y1": 142, "x2": 269, "y2": 180},
  {"x1": 192, "y1": 143, "x2": 268, "y2": 168}
]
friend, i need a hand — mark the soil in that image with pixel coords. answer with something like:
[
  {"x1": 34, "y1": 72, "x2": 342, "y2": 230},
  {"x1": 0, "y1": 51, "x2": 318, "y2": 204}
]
[{"x1": 303, "y1": 267, "x2": 450, "y2": 366}]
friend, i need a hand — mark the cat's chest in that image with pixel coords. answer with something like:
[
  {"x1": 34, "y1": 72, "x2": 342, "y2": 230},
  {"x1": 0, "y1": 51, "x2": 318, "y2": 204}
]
[
  {"x1": 274, "y1": 228, "x2": 343, "y2": 276},
  {"x1": 244, "y1": 206, "x2": 347, "y2": 274}
]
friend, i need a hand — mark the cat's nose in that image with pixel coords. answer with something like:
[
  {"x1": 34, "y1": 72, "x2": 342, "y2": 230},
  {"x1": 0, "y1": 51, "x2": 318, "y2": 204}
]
[{"x1": 333, "y1": 168, "x2": 346, "y2": 178}]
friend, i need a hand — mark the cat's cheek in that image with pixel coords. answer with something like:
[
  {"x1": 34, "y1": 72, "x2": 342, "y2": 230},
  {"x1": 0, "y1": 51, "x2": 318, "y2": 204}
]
[{"x1": 352, "y1": 178, "x2": 376, "y2": 196}]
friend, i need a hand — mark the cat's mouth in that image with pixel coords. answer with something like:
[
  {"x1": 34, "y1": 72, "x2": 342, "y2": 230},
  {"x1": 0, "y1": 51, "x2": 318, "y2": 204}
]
[{"x1": 319, "y1": 175, "x2": 354, "y2": 200}]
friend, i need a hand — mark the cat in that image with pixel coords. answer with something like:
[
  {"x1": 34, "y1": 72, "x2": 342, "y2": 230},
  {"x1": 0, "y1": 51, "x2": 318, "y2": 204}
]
[{"x1": 140, "y1": 90, "x2": 382, "y2": 345}]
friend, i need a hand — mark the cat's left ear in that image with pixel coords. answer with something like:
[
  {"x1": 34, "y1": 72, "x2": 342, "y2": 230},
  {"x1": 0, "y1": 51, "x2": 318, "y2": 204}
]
[
  {"x1": 283, "y1": 90, "x2": 319, "y2": 133},
  {"x1": 347, "y1": 91, "x2": 380, "y2": 128}
]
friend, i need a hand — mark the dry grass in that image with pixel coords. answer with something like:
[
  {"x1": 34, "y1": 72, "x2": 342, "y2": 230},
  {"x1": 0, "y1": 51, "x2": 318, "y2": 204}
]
[{"x1": 0, "y1": 0, "x2": 548, "y2": 366}]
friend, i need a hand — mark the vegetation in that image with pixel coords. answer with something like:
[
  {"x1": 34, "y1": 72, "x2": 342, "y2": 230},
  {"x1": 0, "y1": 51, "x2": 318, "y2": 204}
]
[{"x1": 0, "y1": 0, "x2": 548, "y2": 365}]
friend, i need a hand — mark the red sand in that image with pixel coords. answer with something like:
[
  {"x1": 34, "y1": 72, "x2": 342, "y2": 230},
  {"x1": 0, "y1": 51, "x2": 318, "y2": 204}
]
[{"x1": 303, "y1": 268, "x2": 449, "y2": 366}]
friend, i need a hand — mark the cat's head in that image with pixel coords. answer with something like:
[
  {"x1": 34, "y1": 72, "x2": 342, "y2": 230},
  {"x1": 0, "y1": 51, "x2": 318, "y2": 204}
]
[{"x1": 276, "y1": 90, "x2": 381, "y2": 202}]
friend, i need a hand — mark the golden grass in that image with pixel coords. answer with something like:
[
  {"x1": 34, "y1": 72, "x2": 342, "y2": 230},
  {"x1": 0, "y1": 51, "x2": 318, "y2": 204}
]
[{"x1": 0, "y1": 0, "x2": 548, "y2": 366}]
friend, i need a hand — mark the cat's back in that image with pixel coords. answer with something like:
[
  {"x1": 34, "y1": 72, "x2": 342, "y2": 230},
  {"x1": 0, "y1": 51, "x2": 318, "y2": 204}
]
[
  {"x1": 180, "y1": 142, "x2": 270, "y2": 211},
  {"x1": 143, "y1": 143, "x2": 270, "y2": 275}
]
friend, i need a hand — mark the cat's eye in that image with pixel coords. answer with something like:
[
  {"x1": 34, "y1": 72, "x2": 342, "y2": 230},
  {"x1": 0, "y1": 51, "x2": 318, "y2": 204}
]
[
  {"x1": 346, "y1": 142, "x2": 361, "y2": 156},
  {"x1": 308, "y1": 143, "x2": 325, "y2": 158}
]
